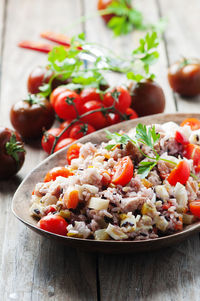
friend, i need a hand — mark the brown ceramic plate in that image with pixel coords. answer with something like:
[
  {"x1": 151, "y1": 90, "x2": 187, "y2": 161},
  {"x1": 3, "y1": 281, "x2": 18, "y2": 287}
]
[{"x1": 12, "y1": 113, "x2": 200, "y2": 253}]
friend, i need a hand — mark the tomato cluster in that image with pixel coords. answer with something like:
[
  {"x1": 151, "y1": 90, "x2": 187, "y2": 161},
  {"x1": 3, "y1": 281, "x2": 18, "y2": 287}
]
[{"x1": 41, "y1": 84, "x2": 137, "y2": 154}]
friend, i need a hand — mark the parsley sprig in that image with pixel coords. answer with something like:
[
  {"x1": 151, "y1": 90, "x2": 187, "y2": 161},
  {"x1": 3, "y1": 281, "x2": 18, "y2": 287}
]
[
  {"x1": 105, "y1": 123, "x2": 177, "y2": 178},
  {"x1": 38, "y1": 31, "x2": 160, "y2": 99}
]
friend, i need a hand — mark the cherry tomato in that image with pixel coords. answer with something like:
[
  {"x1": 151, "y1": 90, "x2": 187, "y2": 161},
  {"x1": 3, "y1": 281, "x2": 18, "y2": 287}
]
[
  {"x1": 106, "y1": 112, "x2": 120, "y2": 126},
  {"x1": 167, "y1": 160, "x2": 190, "y2": 186},
  {"x1": 27, "y1": 66, "x2": 53, "y2": 94},
  {"x1": 67, "y1": 144, "x2": 81, "y2": 164},
  {"x1": 37, "y1": 215, "x2": 68, "y2": 236},
  {"x1": 80, "y1": 87, "x2": 101, "y2": 103},
  {"x1": 0, "y1": 127, "x2": 25, "y2": 180},
  {"x1": 10, "y1": 95, "x2": 55, "y2": 139},
  {"x1": 180, "y1": 118, "x2": 200, "y2": 131},
  {"x1": 81, "y1": 100, "x2": 106, "y2": 129},
  {"x1": 125, "y1": 108, "x2": 138, "y2": 120},
  {"x1": 69, "y1": 123, "x2": 95, "y2": 139},
  {"x1": 183, "y1": 144, "x2": 200, "y2": 173},
  {"x1": 112, "y1": 156, "x2": 134, "y2": 186},
  {"x1": 175, "y1": 131, "x2": 189, "y2": 145},
  {"x1": 50, "y1": 86, "x2": 68, "y2": 108},
  {"x1": 41, "y1": 128, "x2": 62, "y2": 154},
  {"x1": 131, "y1": 80, "x2": 165, "y2": 117},
  {"x1": 189, "y1": 200, "x2": 200, "y2": 218},
  {"x1": 44, "y1": 166, "x2": 73, "y2": 182},
  {"x1": 168, "y1": 59, "x2": 200, "y2": 97},
  {"x1": 103, "y1": 87, "x2": 131, "y2": 113},
  {"x1": 97, "y1": 0, "x2": 115, "y2": 23},
  {"x1": 54, "y1": 138, "x2": 76, "y2": 153},
  {"x1": 54, "y1": 90, "x2": 82, "y2": 120},
  {"x1": 64, "y1": 190, "x2": 79, "y2": 209}
]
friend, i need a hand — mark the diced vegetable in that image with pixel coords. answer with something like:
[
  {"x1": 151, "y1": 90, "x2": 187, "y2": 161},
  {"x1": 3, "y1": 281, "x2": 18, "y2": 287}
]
[
  {"x1": 64, "y1": 190, "x2": 79, "y2": 209},
  {"x1": 88, "y1": 197, "x2": 109, "y2": 210},
  {"x1": 182, "y1": 213, "x2": 196, "y2": 225},
  {"x1": 105, "y1": 224, "x2": 128, "y2": 240},
  {"x1": 94, "y1": 229, "x2": 110, "y2": 240},
  {"x1": 189, "y1": 200, "x2": 200, "y2": 218},
  {"x1": 44, "y1": 166, "x2": 72, "y2": 182}
]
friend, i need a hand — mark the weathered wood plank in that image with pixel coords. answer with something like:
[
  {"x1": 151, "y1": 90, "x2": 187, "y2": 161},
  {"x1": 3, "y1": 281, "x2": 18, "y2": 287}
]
[
  {"x1": 158, "y1": 0, "x2": 200, "y2": 112},
  {"x1": 83, "y1": 0, "x2": 176, "y2": 114},
  {"x1": 0, "y1": 1, "x2": 97, "y2": 300},
  {"x1": 83, "y1": 1, "x2": 200, "y2": 301}
]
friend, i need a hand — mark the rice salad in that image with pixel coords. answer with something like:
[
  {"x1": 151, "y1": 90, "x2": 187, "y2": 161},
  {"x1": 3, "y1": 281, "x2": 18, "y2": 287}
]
[{"x1": 30, "y1": 119, "x2": 200, "y2": 240}]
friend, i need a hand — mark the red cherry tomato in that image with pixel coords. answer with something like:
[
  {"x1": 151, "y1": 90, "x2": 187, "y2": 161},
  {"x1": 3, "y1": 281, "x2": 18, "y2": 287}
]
[
  {"x1": 112, "y1": 156, "x2": 134, "y2": 186},
  {"x1": 125, "y1": 108, "x2": 138, "y2": 120},
  {"x1": 106, "y1": 112, "x2": 120, "y2": 126},
  {"x1": 37, "y1": 215, "x2": 68, "y2": 236},
  {"x1": 189, "y1": 200, "x2": 200, "y2": 218},
  {"x1": 44, "y1": 166, "x2": 73, "y2": 182},
  {"x1": 81, "y1": 100, "x2": 106, "y2": 130},
  {"x1": 54, "y1": 90, "x2": 82, "y2": 120},
  {"x1": 167, "y1": 160, "x2": 190, "y2": 186},
  {"x1": 67, "y1": 144, "x2": 81, "y2": 165},
  {"x1": 69, "y1": 123, "x2": 95, "y2": 139},
  {"x1": 54, "y1": 138, "x2": 76, "y2": 153},
  {"x1": 183, "y1": 144, "x2": 200, "y2": 173},
  {"x1": 80, "y1": 87, "x2": 101, "y2": 103},
  {"x1": 41, "y1": 128, "x2": 61, "y2": 154},
  {"x1": 175, "y1": 131, "x2": 189, "y2": 145},
  {"x1": 180, "y1": 118, "x2": 200, "y2": 131},
  {"x1": 103, "y1": 87, "x2": 131, "y2": 113},
  {"x1": 50, "y1": 86, "x2": 68, "y2": 108}
]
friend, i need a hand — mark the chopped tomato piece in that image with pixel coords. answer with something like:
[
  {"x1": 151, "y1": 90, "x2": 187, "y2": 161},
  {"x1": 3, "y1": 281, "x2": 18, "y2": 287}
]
[
  {"x1": 189, "y1": 200, "x2": 200, "y2": 218},
  {"x1": 175, "y1": 131, "x2": 189, "y2": 145},
  {"x1": 44, "y1": 206, "x2": 57, "y2": 215},
  {"x1": 167, "y1": 160, "x2": 190, "y2": 186},
  {"x1": 64, "y1": 190, "x2": 79, "y2": 209},
  {"x1": 67, "y1": 144, "x2": 81, "y2": 165},
  {"x1": 162, "y1": 202, "x2": 172, "y2": 210},
  {"x1": 38, "y1": 215, "x2": 68, "y2": 236},
  {"x1": 44, "y1": 166, "x2": 72, "y2": 182},
  {"x1": 180, "y1": 118, "x2": 200, "y2": 130},
  {"x1": 112, "y1": 156, "x2": 134, "y2": 186},
  {"x1": 183, "y1": 144, "x2": 200, "y2": 173}
]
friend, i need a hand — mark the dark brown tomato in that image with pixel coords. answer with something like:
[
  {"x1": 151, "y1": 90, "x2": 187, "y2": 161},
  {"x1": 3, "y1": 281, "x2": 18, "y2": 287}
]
[
  {"x1": 131, "y1": 80, "x2": 165, "y2": 117},
  {"x1": 10, "y1": 95, "x2": 55, "y2": 140},
  {"x1": 27, "y1": 66, "x2": 53, "y2": 94},
  {"x1": 0, "y1": 127, "x2": 25, "y2": 180},
  {"x1": 168, "y1": 59, "x2": 200, "y2": 97}
]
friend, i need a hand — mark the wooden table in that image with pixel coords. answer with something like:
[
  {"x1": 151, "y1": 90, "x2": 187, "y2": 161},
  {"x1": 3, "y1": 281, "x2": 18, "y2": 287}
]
[{"x1": 0, "y1": 0, "x2": 200, "y2": 300}]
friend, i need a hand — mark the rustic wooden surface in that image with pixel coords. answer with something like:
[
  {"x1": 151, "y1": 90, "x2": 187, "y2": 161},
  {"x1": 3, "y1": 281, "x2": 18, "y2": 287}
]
[{"x1": 0, "y1": 0, "x2": 200, "y2": 300}]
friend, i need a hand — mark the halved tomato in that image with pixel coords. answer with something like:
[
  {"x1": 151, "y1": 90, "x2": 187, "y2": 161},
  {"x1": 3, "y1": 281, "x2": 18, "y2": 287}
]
[
  {"x1": 112, "y1": 156, "x2": 134, "y2": 186},
  {"x1": 183, "y1": 144, "x2": 200, "y2": 172},
  {"x1": 189, "y1": 200, "x2": 200, "y2": 218},
  {"x1": 180, "y1": 118, "x2": 200, "y2": 130},
  {"x1": 167, "y1": 160, "x2": 190, "y2": 186}
]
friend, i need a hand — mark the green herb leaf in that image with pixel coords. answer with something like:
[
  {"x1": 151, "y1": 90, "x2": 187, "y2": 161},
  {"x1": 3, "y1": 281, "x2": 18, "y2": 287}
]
[{"x1": 137, "y1": 161, "x2": 157, "y2": 178}]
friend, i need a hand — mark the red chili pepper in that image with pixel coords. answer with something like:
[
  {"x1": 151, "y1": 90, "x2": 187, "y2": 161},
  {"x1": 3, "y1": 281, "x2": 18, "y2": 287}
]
[
  {"x1": 18, "y1": 40, "x2": 55, "y2": 53},
  {"x1": 40, "y1": 31, "x2": 71, "y2": 46}
]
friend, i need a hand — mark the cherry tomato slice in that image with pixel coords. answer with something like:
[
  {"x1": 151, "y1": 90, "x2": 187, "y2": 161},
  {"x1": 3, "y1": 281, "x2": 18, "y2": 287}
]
[
  {"x1": 37, "y1": 215, "x2": 68, "y2": 236},
  {"x1": 67, "y1": 144, "x2": 81, "y2": 165},
  {"x1": 189, "y1": 200, "x2": 200, "y2": 218},
  {"x1": 175, "y1": 131, "x2": 189, "y2": 145},
  {"x1": 44, "y1": 166, "x2": 73, "y2": 182},
  {"x1": 167, "y1": 160, "x2": 190, "y2": 186},
  {"x1": 180, "y1": 118, "x2": 200, "y2": 130},
  {"x1": 112, "y1": 156, "x2": 134, "y2": 186},
  {"x1": 183, "y1": 144, "x2": 200, "y2": 172}
]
